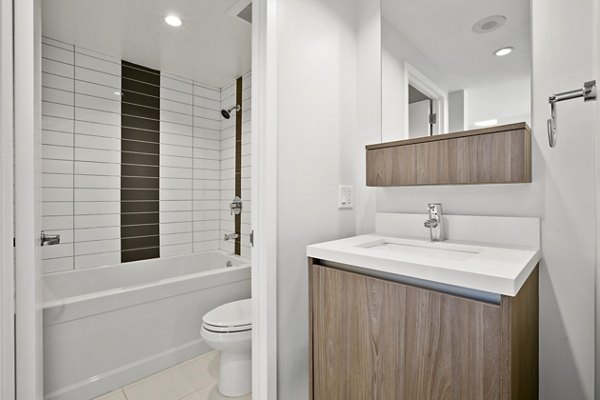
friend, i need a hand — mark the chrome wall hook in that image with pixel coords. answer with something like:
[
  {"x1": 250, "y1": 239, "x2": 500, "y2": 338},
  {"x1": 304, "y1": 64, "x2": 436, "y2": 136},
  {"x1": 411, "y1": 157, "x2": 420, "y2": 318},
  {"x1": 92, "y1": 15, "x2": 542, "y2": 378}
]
[{"x1": 547, "y1": 80, "x2": 597, "y2": 147}]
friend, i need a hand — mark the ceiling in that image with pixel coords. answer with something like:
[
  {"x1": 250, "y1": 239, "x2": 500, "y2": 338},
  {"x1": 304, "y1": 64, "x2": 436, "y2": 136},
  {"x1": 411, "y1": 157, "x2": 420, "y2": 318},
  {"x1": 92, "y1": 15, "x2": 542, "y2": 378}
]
[
  {"x1": 382, "y1": 0, "x2": 531, "y2": 90},
  {"x1": 42, "y1": 0, "x2": 252, "y2": 88}
]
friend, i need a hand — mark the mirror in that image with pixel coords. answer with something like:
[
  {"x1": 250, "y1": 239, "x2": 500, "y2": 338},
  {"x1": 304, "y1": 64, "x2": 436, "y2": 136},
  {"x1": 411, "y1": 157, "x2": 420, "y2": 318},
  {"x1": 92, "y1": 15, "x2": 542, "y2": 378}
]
[{"x1": 381, "y1": 0, "x2": 531, "y2": 142}]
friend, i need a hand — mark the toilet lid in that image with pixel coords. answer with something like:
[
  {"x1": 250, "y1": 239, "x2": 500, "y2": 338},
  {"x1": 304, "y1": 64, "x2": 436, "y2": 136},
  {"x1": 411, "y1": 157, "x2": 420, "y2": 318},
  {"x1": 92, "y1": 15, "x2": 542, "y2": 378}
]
[{"x1": 203, "y1": 299, "x2": 252, "y2": 331}]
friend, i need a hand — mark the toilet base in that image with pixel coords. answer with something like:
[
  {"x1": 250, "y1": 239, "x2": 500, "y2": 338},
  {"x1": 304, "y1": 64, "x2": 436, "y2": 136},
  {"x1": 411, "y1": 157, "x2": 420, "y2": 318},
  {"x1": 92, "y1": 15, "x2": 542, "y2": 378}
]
[{"x1": 218, "y1": 351, "x2": 252, "y2": 397}]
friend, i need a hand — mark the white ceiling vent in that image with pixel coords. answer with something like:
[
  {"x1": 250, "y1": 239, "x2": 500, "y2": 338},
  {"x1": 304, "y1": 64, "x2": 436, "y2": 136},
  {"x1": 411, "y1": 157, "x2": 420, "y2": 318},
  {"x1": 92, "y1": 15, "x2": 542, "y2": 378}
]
[{"x1": 227, "y1": 0, "x2": 252, "y2": 24}]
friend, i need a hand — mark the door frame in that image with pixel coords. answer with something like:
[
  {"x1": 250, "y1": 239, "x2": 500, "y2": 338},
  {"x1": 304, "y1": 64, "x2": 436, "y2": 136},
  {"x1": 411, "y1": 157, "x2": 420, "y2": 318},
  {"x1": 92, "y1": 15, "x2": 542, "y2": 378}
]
[
  {"x1": 10, "y1": 1, "x2": 280, "y2": 398},
  {"x1": 14, "y1": 0, "x2": 43, "y2": 398},
  {"x1": 0, "y1": 0, "x2": 15, "y2": 398},
  {"x1": 404, "y1": 62, "x2": 448, "y2": 135},
  {"x1": 251, "y1": 0, "x2": 278, "y2": 398}
]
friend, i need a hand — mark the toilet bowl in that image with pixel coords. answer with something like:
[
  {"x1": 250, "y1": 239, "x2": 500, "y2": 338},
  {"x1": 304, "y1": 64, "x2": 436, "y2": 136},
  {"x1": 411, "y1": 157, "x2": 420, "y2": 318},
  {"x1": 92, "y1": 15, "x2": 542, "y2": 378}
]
[{"x1": 201, "y1": 298, "x2": 252, "y2": 397}]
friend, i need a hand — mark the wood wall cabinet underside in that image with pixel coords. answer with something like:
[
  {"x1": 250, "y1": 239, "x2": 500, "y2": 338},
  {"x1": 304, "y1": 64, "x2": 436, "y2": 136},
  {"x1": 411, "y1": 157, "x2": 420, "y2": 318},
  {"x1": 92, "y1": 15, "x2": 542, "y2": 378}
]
[
  {"x1": 366, "y1": 123, "x2": 532, "y2": 186},
  {"x1": 308, "y1": 260, "x2": 539, "y2": 400}
]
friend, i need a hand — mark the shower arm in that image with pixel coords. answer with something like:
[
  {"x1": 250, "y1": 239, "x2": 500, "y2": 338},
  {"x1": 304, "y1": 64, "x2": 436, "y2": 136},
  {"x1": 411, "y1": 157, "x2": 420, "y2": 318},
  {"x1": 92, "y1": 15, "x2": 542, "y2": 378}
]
[{"x1": 547, "y1": 80, "x2": 597, "y2": 147}]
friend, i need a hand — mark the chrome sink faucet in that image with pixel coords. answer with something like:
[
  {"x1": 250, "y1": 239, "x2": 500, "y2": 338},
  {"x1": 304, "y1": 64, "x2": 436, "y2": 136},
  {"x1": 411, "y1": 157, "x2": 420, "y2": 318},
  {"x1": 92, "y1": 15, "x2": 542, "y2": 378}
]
[{"x1": 424, "y1": 203, "x2": 445, "y2": 242}]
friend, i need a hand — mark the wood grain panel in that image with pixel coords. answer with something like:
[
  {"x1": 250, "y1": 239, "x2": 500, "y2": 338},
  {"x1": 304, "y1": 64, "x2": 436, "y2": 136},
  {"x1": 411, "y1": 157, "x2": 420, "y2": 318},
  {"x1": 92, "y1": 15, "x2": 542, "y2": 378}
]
[
  {"x1": 311, "y1": 263, "x2": 504, "y2": 400},
  {"x1": 402, "y1": 285, "x2": 501, "y2": 400},
  {"x1": 366, "y1": 123, "x2": 531, "y2": 186},
  {"x1": 366, "y1": 145, "x2": 417, "y2": 186},
  {"x1": 501, "y1": 267, "x2": 539, "y2": 400}
]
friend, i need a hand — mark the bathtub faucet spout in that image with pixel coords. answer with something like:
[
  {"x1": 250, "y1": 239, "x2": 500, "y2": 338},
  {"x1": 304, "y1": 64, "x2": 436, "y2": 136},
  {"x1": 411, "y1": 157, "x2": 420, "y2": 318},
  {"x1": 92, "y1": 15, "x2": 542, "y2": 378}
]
[{"x1": 224, "y1": 233, "x2": 239, "y2": 241}]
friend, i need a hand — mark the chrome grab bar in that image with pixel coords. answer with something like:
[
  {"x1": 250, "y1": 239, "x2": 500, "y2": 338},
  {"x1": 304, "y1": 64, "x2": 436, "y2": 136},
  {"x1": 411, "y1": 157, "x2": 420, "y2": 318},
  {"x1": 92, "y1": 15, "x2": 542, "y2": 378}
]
[{"x1": 547, "y1": 80, "x2": 597, "y2": 147}]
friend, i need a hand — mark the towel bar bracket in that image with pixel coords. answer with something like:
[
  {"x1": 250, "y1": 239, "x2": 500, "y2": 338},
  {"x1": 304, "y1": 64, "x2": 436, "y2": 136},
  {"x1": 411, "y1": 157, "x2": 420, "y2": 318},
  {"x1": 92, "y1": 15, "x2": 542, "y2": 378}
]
[{"x1": 547, "y1": 80, "x2": 597, "y2": 147}]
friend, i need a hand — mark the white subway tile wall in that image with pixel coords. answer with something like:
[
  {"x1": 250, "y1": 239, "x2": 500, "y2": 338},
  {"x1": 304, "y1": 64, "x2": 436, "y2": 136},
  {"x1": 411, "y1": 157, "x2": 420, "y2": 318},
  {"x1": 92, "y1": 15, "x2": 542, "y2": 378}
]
[
  {"x1": 42, "y1": 38, "x2": 123, "y2": 273},
  {"x1": 220, "y1": 72, "x2": 252, "y2": 258},
  {"x1": 41, "y1": 37, "x2": 252, "y2": 273}
]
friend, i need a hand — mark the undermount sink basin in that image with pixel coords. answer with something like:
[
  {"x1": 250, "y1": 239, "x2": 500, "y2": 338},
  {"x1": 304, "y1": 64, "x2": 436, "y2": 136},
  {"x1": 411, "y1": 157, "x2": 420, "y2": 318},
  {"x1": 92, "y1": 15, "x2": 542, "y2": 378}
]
[{"x1": 356, "y1": 238, "x2": 482, "y2": 262}]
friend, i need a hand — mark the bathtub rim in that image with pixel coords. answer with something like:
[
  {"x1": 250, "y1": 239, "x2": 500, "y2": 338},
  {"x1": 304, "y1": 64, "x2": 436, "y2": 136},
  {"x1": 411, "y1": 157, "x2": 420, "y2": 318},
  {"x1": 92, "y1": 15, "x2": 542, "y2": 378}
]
[{"x1": 41, "y1": 250, "x2": 250, "y2": 310}]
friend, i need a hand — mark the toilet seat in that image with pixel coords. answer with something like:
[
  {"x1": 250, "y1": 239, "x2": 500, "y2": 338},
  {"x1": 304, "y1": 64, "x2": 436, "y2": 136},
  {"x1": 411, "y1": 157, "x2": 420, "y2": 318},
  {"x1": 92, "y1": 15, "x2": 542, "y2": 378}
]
[
  {"x1": 202, "y1": 298, "x2": 251, "y2": 333},
  {"x1": 202, "y1": 322, "x2": 251, "y2": 333}
]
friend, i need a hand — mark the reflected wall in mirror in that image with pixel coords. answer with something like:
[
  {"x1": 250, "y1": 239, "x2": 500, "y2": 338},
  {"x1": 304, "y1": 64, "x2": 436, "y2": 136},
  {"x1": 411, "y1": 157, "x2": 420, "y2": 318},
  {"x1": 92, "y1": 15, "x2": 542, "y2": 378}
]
[{"x1": 381, "y1": 0, "x2": 531, "y2": 142}]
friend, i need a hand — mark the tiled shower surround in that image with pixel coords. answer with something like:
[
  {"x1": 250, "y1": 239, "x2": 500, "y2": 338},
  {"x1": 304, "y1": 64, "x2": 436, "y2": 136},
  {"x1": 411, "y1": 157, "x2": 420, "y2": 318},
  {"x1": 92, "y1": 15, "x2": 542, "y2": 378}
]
[{"x1": 41, "y1": 36, "x2": 251, "y2": 273}]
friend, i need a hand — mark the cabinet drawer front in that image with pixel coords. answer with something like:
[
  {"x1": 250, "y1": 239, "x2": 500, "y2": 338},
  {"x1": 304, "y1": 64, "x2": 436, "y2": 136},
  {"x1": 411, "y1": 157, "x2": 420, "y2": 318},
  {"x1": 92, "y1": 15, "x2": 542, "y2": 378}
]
[{"x1": 312, "y1": 265, "x2": 502, "y2": 400}]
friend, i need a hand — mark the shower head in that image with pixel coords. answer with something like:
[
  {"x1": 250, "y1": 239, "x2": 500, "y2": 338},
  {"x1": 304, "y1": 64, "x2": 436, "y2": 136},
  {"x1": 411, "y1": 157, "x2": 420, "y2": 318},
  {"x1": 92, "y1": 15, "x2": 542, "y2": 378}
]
[{"x1": 221, "y1": 104, "x2": 241, "y2": 119}]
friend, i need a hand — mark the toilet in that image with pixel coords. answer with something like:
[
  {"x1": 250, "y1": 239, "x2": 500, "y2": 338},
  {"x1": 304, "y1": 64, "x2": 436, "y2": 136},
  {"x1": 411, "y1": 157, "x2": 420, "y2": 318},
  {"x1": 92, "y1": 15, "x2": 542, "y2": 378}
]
[{"x1": 201, "y1": 298, "x2": 252, "y2": 397}]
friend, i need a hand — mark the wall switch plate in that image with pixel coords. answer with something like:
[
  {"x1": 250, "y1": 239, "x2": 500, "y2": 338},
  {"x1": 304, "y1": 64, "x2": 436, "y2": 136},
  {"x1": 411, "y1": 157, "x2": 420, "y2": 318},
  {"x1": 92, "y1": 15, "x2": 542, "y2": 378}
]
[{"x1": 338, "y1": 185, "x2": 353, "y2": 209}]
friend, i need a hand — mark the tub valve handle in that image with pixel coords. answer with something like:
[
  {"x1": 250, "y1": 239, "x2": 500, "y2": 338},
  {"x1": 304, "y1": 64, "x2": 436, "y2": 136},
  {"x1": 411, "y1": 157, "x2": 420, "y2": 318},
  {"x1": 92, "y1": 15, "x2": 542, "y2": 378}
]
[
  {"x1": 230, "y1": 196, "x2": 243, "y2": 215},
  {"x1": 41, "y1": 231, "x2": 60, "y2": 246}
]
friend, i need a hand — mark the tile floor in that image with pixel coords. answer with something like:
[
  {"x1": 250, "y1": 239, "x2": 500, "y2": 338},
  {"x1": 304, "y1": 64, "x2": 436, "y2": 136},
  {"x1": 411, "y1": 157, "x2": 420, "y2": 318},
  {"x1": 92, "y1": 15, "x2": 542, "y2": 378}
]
[{"x1": 93, "y1": 351, "x2": 251, "y2": 400}]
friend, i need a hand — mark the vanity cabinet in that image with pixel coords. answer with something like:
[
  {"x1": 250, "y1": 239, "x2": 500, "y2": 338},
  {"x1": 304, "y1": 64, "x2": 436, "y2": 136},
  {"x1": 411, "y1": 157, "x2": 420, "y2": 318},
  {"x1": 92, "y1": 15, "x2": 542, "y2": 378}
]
[
  {"x1": 308, "y1": 259, "x2": 539, "y2": 400},
  {"x1": 366, "y1": 123, "x2": 532, "y2": 186}
]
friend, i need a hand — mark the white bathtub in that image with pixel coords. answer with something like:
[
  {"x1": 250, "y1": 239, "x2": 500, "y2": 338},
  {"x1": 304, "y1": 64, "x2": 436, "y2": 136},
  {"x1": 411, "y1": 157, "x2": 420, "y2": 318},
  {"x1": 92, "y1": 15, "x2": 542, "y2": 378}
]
[{"x1": 42, "y1": 251, "x2": 251, "y2": 400}]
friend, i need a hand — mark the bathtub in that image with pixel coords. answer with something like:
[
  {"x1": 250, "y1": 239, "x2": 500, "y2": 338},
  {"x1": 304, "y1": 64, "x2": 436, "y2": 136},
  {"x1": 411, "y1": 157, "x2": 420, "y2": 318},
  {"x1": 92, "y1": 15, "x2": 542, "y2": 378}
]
[{"x1": 42, "y1": 251, "x2": 251, "y2": 400}]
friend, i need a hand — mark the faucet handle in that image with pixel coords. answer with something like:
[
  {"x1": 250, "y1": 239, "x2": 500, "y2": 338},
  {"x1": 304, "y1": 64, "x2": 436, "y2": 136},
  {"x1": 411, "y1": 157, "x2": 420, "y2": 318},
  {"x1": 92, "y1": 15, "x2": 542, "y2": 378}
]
[{"x1": 428, "y1": 203, "x2": 442, "y2": 215}]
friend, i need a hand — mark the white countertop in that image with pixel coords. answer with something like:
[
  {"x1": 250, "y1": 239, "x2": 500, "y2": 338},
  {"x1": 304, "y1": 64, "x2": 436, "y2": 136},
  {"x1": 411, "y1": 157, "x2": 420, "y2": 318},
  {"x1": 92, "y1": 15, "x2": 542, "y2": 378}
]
[{"x1": 306, "y1": 233, "x2": 541, "y2": 297}]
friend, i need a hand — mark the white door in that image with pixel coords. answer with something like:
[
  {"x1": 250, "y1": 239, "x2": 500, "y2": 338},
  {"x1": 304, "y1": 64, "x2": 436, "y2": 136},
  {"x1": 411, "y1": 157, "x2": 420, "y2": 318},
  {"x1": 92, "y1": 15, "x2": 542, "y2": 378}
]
[
  {"x1": 14, "y1": 0, "x2": 43, "y2": 399},
  {"x1": 408, "y1": 99, "x2": 431, "y2": 138}
]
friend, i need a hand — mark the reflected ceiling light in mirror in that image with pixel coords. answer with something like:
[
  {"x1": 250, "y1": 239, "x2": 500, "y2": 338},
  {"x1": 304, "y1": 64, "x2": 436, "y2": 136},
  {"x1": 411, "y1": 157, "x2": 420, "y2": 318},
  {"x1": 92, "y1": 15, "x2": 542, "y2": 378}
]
[
  {"x1": 494, "y1": 47, "x2": 514, "y2": 56},
  {"x1": 474, "y1": 119, "x2": 498, "y2": 128},
  {"x1": 164, "y1": 15, "x2": 183, "y2": 27},
  {"x1": 472, "y1": 15, "x2": 507, "y2": 34}
]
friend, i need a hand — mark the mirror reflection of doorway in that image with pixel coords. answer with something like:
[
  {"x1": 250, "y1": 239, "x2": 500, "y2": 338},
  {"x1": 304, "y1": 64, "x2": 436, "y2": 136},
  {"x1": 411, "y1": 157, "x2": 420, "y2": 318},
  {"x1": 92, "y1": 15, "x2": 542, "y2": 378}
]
[{"x1": 408, "y1": 85, "x2": 433, "y2": 137}]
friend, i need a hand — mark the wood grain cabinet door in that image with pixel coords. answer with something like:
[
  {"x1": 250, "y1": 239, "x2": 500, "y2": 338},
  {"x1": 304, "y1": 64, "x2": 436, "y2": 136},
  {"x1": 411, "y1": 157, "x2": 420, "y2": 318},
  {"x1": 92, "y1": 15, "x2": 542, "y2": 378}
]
[{"x1": 311, "y1": 265, "x2": 502, "y2": 400}]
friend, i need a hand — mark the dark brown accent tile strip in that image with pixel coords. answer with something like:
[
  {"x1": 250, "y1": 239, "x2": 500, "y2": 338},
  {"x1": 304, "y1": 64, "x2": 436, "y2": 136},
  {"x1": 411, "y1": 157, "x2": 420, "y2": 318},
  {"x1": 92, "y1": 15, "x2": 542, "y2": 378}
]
[
  {"x1": 122, "y1": 66, "x2": 160, "y2": 83},
  {"x1": 121, "y1": 247, "x2": 160, "y2": 263},
  {"x1": 121, "y1": 164, "x2": 159, "y2": 178},
  {"x1": 235, "y1": 76, "x2": 243, "y2": 255},
  {"x1": 121, "y1": 189, "x2": 159, "y2": 201},
  {"x1": 122, "y1": 127, "x2": 160, "y2": 143},
  {"x1": 121, "y1": 201, "x2": 159, "y2": 213},
  {"x1": 121, "y1": 91, "x2": 160, "y2": 109},
  {"x1": 122, "y1": 103, "x2": 162, "y2": 120},
  {"x1": 121, "y1": 176, "x2": 159, "y2": 190},
  {"x1": 121, "y1": 60, "x2": 161, "y2": 263},
  {"x1": 121, "y1": 78, "x2": 160, "y2": 98},
  {"x1": 121, "y1": 140, "x2": 160, "y2": 154},
  {"x1": 121, "y1": 152, "x2": 159, "y2": 167},
  {"x1": 122, "y1": 115, "x2": 160, "y2": 132},
  {"x1": 121, "y1": 224, "x2": 159, "y2": 239},
  {"x1": 121, "y1": 235, "x2": 160, "y2": 251},
  {"x1": 121, "y1": 212, "x2": 160, "y2": 227}
]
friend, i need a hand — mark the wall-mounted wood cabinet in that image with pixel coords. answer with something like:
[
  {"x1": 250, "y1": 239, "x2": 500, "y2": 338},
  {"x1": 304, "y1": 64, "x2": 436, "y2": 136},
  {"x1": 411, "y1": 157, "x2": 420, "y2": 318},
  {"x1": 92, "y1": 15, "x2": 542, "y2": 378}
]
[
  {"x1": 308, "y1": 259, "x2": 539, "y2": 400},
  {"x1": 366, "y1": 123, "x2": 531, "y2": 186}
]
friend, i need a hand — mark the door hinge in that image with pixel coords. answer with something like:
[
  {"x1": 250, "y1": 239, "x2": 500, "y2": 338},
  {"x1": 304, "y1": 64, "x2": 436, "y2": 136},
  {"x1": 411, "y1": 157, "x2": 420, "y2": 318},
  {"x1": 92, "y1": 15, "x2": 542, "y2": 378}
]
[
  {"x1": 429, "y1": 113, "x2": 437, "y2": 125},
  {"x1": 249, "y1": 230, "x2": 254, "y2": 247},
  {"x1": 13, "y1": 237, "x2": 15, "y2": 247}
]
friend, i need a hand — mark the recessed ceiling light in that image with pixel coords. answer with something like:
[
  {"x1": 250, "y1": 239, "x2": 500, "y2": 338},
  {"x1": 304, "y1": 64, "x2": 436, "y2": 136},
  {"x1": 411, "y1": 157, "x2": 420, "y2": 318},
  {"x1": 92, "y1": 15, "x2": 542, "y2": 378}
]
[
  {"x1": 164, "y1": 15, "x2": 183, "y2": 27},
  {"x1": 494, "y1": 47, "x2": 514, "y2": 57},
  {"x1": 474, "y1": 119, "x2": 498, "y2": 127},
  {"x1": 472, "y1": 15, "x2": 507, "y2": 34}
]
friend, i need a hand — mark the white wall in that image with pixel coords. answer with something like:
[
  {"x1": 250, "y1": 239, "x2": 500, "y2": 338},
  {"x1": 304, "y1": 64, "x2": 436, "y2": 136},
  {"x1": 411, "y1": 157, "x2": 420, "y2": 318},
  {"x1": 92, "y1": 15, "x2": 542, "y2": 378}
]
[
  {"x1": 376, "y1": 0, "x2": 597, "y2": 397},
  {"x1": 275, "y1": 0, "x2": 371, "y2": 397},
  {"x1": 465, "y1": 76, "x2": 531, "y2": 129}
]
